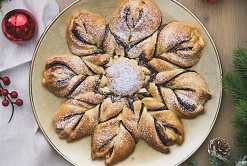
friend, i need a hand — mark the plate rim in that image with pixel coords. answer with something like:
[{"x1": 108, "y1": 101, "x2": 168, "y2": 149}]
[{"x1": 29, "y1": 0, "x2": 222, "y2": 165}]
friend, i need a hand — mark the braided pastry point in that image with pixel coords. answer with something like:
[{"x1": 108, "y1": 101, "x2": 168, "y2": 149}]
[
  {"x1": 43, "y1": 55, "x2": 109, "y2": 103},
  {"x1": 138, "y1": 107, "x2": 184, "y2": 153},
  {"x1": 156, "y1": 21, "x2": 205, "y2": 67},
  {"x1": 67, "y1": 10, "x2": 106, "y2": 56},
  {"x1": 53, "y1": 99, "x2": 99, "y2": 142},
  {"x1": 148, "y1": 58, "x2": 179, "y2": 72},
  {"x1": 92, "y1": 117, "x2": 136, "y2": 165},
  {"x1": 42, "y1": 55, "x2": 91, "y2": 97},
  {"x1": 109, "y1": 0, "x2": 161, "y2": 46},
  {"x1": 157, "y1": 70, "x2": 211, "y2": 118},
  {"x1": 92, "y1": 98, "x2": 141, "y2": 165},
  {"x1": 109, "y1": 0, "x2": 161, "y2": 60}
]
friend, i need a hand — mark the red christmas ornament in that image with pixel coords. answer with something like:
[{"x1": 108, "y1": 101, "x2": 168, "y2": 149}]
[{"x1": 1, "y1": 9, "x2": 37, "y2": 44}]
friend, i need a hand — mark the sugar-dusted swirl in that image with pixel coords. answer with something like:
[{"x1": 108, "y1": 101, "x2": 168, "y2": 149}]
[
  {"x1": 139, "y1": 108, "x2": 184, "y2": 153},
  {"x1": 156, "y1": 22, "x2": 206, "y2": 67},
  {"x1": 145, "y1": 69, "x2": 211, "y2": 118},
  {"x1": 42, "y1": 55, "x2": 109, "y2": 102},
  {"x1": 109, "y1": 0, "x2": 161, "y2": 46},
  {"x1": 53, "y1": 99, "x2": 99, "y2": 142},
  {"x1": 92, "y1": 97, "x2": 141, "y2": 165},
  {"x1": 66, "y1": 10, "x2": 107, "y2": 56},
  {"x1": 109, "y1": 0, "x2": 161, "y2": 61}
]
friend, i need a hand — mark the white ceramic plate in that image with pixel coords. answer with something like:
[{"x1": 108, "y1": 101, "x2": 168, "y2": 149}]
[{"x1": 30, "y1": 0, "x2": 222, "y2": 165}]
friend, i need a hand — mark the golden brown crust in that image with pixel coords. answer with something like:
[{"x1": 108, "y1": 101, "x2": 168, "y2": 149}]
[
  {"x1": 42, "y1": 55, "x2": 108, "y2": 99},
  {"x1": 91, "y1": 116, "x2": 136, "y2": 166},
  {"x1": 156, "y1": 22, "x2": 205, "y2": 67},
  {"x1": 128, "y1": 32, "x2": 157, "y2": 60},
  {"x1": 92, "y1": 118, "x2": 135, "y2": 165},
  {"x1": 142, "y1": 97, "x2": 166, "y2": 111},
  {"x1": 139, "y1": 107, "x2": 184, "y2": 153},
  {"x1": 154, "y1": 69, "x2": 185, "y2": 85},
  {"x1": 121, "y1": 100, "x2": 142, "y2": 141},
  {"x1": 66, "y1": 10, "x2": 106, "y2": 56},
  {"x1": 138, "y1": 107, "x2": 170, "y2": 153},
  {"x1": 92, "y1": 117, "x2": 120, "y2": 159},
  {"x1": 105, "y1": 123, "x2": 136, "y2": 165},
  {"x1": 99, "y1": 97, "x2": 126, "y2": 123},
  {"x1": 83, "y1": 54, "x2": 110, "y2": 66},
  {"x1": 91, "y1": 99, "x2": 142, "y2": 165},
  {"x1": 148, "y1": 58, "x2": 178, "y2": 72},
  {"x1": 150, "y1": 110, "x2": 184, "y2": 145},
  {"x1": 53, "y1": 99, "x2": 99, "y2": 142},
  {"x1": 158, "y1": 71, "x2": 211, "y2": 118},
  {"x1": 109, "y1": 0, "x2": 161, "y2": 46},
  {"x1": 42, "y1": 55, "x2": 89, "y2": 97}
]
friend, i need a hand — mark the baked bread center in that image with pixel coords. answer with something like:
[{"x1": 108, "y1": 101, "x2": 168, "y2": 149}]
[{"x1": 106, "y1": 57, "x2": 144, "y2": 96}]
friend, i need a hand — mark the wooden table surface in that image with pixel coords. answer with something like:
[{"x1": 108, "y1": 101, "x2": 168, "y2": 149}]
[{"x1": 56, "y1": 0, "x2": 247, "y2": 165}]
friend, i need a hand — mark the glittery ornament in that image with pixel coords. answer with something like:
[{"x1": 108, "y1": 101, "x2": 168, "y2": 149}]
[{"x1": 2, "y1": 9, "x2": 37, "y2": 44}]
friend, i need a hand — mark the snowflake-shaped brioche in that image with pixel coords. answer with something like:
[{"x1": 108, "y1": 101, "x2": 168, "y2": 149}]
[{"x1": 42, "y1": 0, "x2": 211, "y2": 165}]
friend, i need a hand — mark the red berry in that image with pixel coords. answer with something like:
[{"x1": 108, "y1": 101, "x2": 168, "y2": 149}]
[
  {"x1": 2, "y1": 76, "x2": 10, "y2": 85},
  {"x1": 1, "y1": 89, "x2": 9, "y2": 96},
  {"x1": 15, "y1": 99, "x2": 23, "y2": 106},
  {"x1": 10, "y1": 91, "x2": 18, "y2": 98},
  {"x1": 2, "y1": 99, "x2": 9, "y2": 107}
]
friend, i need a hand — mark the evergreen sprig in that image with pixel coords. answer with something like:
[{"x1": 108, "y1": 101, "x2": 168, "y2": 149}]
[
  {"x1": 235, "y1": 155, "x2": 247, "y2": 166},
  {"x1": 187, "y1": 154, "x2": 247, "y2": 166},
  {"x1": 187, "y1": 159, "x2": 199, "y2": 166},
  {"x1": 209, "y1": 151, "x2": 231, "y2": 166},
  {"x1": 223, "y1": 72, "x2": 247, "y2": 102},
  {"x1": 233, "y1": 47, "x2": 247, "y2": 79},
  {"x1": 232, "y1": 101, "x2": 247, "y2": 151},
  {"x1": 222, "y1": 46, "x2": 247, "y2": 153}
]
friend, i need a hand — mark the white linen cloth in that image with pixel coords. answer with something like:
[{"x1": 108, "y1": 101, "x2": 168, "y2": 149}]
[{"x1": 0, "y1": 0, "x2": 70, "y2": 165}]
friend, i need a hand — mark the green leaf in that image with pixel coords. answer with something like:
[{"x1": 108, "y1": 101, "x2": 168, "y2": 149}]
[
  {"x1": 234, "y1": 101, "x2": 247, "y2": 126},
  {"x1": 187, "y1": 159, "x2": 199, "y2": 166},
  {"x1": 233, "y1": 47, "x2": 247, "y2": 79},
  {"x1": 208, "y1": 150, "x2": 231, "y2": 166},
  {"x1": 235, "y1": 155, "x2": 247, "y2": 166},
  {"x1": 222, "y1": 72, "x2": 247, "y2": 102},
  {"x1": 232, "y1": 101, "x2": 247, "y2": 153}
]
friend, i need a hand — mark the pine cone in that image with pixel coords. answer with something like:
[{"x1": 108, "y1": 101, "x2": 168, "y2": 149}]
[{"x1": 208, "y1": 137, "x2": 231, "y2": 158}]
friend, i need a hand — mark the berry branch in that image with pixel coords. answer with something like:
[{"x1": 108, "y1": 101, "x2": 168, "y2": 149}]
[{"x1": 0, "y1": 76, "x2": 23, "y2": 123}]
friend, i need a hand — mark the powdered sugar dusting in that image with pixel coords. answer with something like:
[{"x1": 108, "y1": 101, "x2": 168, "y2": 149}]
[
  {"x1": 157, "y1": 22, "x2": 193, "y2": 53},
  {"x1": 106, "y1": 58, "x2": 144, "y2": 96}
]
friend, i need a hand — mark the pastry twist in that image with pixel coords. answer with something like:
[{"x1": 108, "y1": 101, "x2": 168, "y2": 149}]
[
  {"x1": 92, "y1": 98, "x2": 141, "y2": 165},
  {"x1": 66, "y1": 10, "x2": 106, "y2": 56},
  {"x1": 53, "y1": 99, "x2": 99, "y2": 142},
  {"x1": 109, "y1": 0, "x2": 161, "y2": 60},
  {"x1": 42, "y1": 55, "x2": 109, "y2": 102},
  {"x1": 156, "y1": 22, "x2": 205, "y2": 67},
  {"x1": 148, "y1": 69, "x2": 211, "y2": 118}
]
